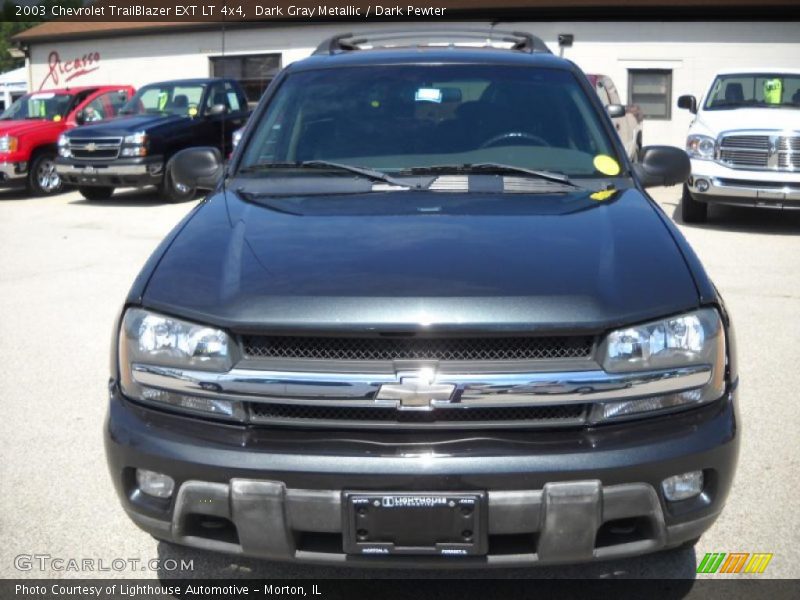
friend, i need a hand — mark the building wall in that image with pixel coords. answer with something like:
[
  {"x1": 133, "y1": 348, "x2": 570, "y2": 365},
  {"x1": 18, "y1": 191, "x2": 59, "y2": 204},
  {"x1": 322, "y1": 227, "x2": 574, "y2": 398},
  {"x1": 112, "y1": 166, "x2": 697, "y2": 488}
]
[{"x1": 26, "y1": 21, "x2": 800, "y2": 148}]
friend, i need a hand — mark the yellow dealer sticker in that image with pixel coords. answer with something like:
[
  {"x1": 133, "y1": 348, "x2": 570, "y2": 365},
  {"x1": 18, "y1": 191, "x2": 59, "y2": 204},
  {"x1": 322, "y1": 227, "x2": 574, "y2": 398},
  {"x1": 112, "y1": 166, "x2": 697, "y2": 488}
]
[
  {"x1": 590, "y1": 189, "x2": 616, "y2": 202},
  {"x1": 593, "y1": 154, "x2": 620, "y2": 176},
  {"x1": 188, "y1": 107, "x2": 198, "y2": 117}
]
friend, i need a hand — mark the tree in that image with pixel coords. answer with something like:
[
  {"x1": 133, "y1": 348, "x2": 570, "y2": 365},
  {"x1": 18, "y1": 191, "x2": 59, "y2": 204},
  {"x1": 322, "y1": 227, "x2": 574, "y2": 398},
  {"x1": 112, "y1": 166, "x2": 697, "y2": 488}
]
[{"x1": 0, "y1": 1, "x2": 84, "y2": 73}]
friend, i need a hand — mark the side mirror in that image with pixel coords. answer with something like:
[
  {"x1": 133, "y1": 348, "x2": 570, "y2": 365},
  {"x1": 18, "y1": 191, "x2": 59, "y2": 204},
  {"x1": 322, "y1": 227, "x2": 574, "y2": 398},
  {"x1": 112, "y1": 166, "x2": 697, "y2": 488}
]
[
  {"x1": 606, "y1": 104, "x2": 626, "y2": 118},
  {"x1": 75, "y1": 110, "x2": 86, "y2": 125},
  {"x1": 633, "y1": 146, "x2": 691, "y2": 188},
  {"x1": 169, "y1": 147, "x2": 223, "y2": 191},
  {"x1": 677, "y1": 94, "x2": 697, "y2": 114},
  {"x1": 207, "y1": 103, "x2": 228, "y2": 116}
]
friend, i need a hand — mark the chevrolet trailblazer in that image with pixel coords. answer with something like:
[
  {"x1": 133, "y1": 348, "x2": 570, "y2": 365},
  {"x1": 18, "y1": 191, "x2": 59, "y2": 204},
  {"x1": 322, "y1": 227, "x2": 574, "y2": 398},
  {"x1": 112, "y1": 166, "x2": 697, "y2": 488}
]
[{"x1": 105, "y1": 30, "x2": 739, "y2": 567}]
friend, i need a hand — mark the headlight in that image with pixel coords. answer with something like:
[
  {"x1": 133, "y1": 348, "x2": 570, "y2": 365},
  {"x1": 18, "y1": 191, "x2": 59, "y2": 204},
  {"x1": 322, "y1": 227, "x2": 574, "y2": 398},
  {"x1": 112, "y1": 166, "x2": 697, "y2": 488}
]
[
  {"x1": 118, "y1": 308, "x2": 244, "y2": 420},
  {"x1": 123, "y1": 132, "x2": 148, "y2": 145},
  {"x1": 57, "y1": 134, "x2": 70, "y2": 158},
  {"x1": 591, "y1": 308, "x2": 726, "y2": 423},
  {"x1": 121, "y1": 132, "x2": 148, "y2": 157},
  {"x1": 0, "y1": 135, "x2": 19, "y2": 153},
  {"x1": 686, "y1": 134, "x2": 716, "y2": 159}
]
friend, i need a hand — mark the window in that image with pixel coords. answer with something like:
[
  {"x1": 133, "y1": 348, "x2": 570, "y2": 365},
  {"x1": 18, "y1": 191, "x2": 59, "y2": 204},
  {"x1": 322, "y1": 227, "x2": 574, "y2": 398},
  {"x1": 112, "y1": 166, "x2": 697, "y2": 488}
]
[
  {"x1": 83, "y1": 90, "x2": 130, "y2": 122},
  {"x1": 210, "y1": 54, "x2": 281, "y2": 103},
  {"x1": 122, "y1": 83, "x2": 205, "y2": 117},
  {"x1": 628, "y1": 69, "x2": 672, "y2": 120},
  {"x1": 240, "y1": 65, "x2": 621, "y2": 178},
  {"x1": 704, "y1": 73, "x2": 800, "y2": 109},
  {"x1": 205, "y1": 81, "x2": 244, "y2": 114}
]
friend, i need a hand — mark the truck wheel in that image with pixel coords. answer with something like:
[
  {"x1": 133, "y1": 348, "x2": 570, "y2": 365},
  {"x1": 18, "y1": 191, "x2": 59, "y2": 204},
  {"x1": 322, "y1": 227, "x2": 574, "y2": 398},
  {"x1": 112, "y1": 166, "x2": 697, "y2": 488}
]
[
  {"x1": 680, "y1": 184, "x2": 708, "y2": 224},
  {"x1": 27, "y1": 152, "x2": 62, "y2": 196},
  {"x1": 79, "y1": 186, "x2": 115, "y2": 201},
  {"x1": 160, "y1": 170, "x2": 196, "y2": 203}
]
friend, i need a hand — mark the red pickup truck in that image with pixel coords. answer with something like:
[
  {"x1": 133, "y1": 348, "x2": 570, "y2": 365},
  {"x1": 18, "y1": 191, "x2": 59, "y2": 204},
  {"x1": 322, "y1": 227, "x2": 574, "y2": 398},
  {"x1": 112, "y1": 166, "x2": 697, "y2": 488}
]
[{"x1": 0, "y1": 85, "x2": 134, "y2": 195}]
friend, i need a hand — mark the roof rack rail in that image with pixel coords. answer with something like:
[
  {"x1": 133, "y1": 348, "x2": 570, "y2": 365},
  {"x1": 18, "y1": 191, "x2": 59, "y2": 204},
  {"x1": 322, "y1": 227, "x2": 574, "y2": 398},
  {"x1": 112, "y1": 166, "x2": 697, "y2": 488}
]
[{"x1": 313, "y1": 29, "x2": 552, "y2": 56}]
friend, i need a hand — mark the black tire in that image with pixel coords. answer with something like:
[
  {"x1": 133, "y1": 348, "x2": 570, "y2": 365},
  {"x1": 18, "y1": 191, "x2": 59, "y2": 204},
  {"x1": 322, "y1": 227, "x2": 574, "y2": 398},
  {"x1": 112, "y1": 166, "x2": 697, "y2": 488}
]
[
  {"x1": 680, "y1": 184, "x2": 708, "y2": 224},
  {"x1": 26, "y1": 152, "x2": 62, "y2": 196},
  {"x1": 160, "y1": 170, "x2": 196, "y2": 203},
  {"x1": 79, "y1": 186, "x2": 115, "y2": 201}
]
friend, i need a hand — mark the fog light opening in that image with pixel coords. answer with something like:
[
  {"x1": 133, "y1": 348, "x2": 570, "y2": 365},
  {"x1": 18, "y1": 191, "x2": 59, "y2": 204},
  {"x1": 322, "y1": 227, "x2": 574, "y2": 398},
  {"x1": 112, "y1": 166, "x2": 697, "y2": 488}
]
[
  {"x1": 695, "y1": 179, "x2": 710, "y2": 192},
  {"x1": 136, "y1": 468, "x2": 175, "y2": 499},
  {"x1": 662, "y1": 470, "x2": 703, "y2": 502}
]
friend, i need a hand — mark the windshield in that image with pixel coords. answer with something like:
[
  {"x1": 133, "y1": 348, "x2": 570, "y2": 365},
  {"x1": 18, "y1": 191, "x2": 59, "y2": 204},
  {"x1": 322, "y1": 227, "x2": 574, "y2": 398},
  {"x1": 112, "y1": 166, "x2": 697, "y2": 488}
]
[
  {"x1": 120, "y1": 83, "x2": 205, "y2": 117},
  {"x1": 239, "y1": 65, "x2": 620, "y2": 178},
  {"x1": 0, "y1": 92, "x2": 73, "y2": 121},
  {"x1": 704, "y1": 73, "x2": 800, "y2": 110}
]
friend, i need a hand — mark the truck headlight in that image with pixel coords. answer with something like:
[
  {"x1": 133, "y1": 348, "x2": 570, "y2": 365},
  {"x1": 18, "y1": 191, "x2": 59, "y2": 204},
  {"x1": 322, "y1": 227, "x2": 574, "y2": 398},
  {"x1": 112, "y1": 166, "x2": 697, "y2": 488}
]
[
  {"x1": 118, "y1": 308, "x2": 244, "y2": 420},
  {"x1": 121, "y1": 132, "x2": 148, "y2": 157},
  {"x1": 0, "y1": 135, "x2": 19, "y2": 153},
  {"x1": 591, "y1": 308, "x2": 726, "y2": 423},
  {"x1": 686, "y1": 134, "x2": 716, "y2": 160},
  {"x1": 57, "y1": 134, "x2": 71, "y2": 158}
]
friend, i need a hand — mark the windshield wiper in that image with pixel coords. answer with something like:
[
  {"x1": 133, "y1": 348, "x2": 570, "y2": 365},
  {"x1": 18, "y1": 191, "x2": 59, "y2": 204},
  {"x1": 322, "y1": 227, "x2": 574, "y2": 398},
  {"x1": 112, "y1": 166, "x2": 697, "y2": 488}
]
[
  {"x1": 405, "y1": 163, "x2": 580, "y2": 187},
  {"x1": 239, "y1": 160, "x2": 413, "y2": 188}
]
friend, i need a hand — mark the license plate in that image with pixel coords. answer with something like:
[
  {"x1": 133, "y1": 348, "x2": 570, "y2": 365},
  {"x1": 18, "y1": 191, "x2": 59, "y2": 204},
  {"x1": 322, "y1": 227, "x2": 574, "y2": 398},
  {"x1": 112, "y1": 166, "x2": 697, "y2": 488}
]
[{"x1": 343, "y1": 492, "x2": 486, "y2": 556}]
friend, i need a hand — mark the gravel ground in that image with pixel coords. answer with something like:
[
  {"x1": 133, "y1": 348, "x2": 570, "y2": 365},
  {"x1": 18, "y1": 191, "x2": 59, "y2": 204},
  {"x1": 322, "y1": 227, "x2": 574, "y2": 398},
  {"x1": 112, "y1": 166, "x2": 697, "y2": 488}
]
[{"x1": 0, "y1": 185, "x2": 798, "y2": 581}]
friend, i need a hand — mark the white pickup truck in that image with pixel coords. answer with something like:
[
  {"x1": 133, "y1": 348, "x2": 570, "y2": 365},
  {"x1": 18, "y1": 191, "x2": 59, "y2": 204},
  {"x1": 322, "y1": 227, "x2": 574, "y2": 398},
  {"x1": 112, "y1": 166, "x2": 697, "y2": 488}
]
[{"x1": 677, "y1": 69, "x2": 800, "y2": 223}]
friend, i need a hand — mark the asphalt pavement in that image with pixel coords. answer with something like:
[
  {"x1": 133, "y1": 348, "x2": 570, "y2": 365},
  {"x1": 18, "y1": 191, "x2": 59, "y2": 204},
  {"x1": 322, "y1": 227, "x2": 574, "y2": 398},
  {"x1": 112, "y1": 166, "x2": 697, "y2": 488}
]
[{"x1": 1, "y1": 185, "x2": 798, "y2": 580}]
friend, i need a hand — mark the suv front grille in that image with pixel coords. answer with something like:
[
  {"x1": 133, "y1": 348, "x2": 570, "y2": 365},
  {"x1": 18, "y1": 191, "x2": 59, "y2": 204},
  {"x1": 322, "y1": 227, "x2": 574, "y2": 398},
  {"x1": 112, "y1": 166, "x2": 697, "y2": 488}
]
[
  {"x1": 248, "y1": 401, "x2": 588, "y2": 429},
  {"x1": 718, "y1": 133, "x2": 800, "y2": 171},
  {"x1": 69, "y1": 137, "x2": 122, "y2": 160},
  {"x1": 242, "y1": 335, "x2": 595, "y2": 362}
]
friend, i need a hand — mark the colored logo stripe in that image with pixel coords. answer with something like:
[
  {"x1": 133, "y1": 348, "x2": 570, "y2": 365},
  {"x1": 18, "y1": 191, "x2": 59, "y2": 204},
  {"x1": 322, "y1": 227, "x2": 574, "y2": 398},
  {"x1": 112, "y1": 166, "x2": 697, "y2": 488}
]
[
  {"x1": 697, "y1": 552, "x2": 773, "y2": 574},
  {"x1": 745, "y1": 553, "x2": 773, "y2": 574}
]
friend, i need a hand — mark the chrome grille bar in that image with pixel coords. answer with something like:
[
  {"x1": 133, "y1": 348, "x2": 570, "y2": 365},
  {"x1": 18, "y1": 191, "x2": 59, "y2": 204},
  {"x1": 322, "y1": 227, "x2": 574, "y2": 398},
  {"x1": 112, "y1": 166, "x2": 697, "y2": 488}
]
[{"x1": 132, "y1": 364, "x2": 712, "y2": 409}]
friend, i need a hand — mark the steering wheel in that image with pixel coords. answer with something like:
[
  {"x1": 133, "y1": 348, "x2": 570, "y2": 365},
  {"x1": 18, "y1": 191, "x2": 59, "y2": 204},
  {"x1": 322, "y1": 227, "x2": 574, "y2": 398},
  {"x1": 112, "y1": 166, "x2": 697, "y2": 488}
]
[{"x1": 480, "y1": 131, "x2": 550, "y2": 149}]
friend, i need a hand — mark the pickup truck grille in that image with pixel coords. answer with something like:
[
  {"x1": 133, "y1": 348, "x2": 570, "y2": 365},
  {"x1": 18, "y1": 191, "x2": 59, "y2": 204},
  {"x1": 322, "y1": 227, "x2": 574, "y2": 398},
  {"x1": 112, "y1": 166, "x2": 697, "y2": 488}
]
[
  {"x1": 718, "y1": 133, "x2": 800, "y2": 171},
  {"x1": 242, "y1": 335, "x2": 594, "y2": 362},
  {"x1": 248, "y1": 400, "x2": 588, "y2": 429},
  {"x1": 69, "y1": 137, "x2": 122, "y2": 160}
]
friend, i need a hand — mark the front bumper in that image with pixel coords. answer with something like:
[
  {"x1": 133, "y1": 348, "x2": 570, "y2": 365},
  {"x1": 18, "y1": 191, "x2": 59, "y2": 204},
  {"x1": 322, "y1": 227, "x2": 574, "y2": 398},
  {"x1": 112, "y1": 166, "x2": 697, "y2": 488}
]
[
  {"x1": 688, "y1": 159, "x2": 800, "y2": 208},
  {"x1": 0, "y1": 161, "x2": 27, "y2": 183},
  {"x1": 106, "y1": 387, "x2": 739, "y2": 568},
  {"x1": 56, "y1": 156, "x2": 164, "y2": 188}
]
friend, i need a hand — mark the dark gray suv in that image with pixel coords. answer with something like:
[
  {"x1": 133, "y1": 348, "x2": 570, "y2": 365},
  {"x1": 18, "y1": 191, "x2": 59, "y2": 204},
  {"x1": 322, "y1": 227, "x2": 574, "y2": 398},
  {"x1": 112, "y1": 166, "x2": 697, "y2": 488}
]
[{"x1": 106, "y1": 30, "x2": 739, "y2": 568}]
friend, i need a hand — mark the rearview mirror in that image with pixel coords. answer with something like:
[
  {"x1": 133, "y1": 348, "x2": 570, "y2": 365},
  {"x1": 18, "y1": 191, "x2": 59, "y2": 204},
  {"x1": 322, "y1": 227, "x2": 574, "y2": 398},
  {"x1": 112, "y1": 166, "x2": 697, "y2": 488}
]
[
  {"x1": 606, "y1": 104, "x2": 626, "y2": 118},
  {"x1": 677, "y1": 94, "x2": 697, "y2": 114},
  {"x1": 207, "y1": 103, "x2": 228, "y2": 116},
  {"x1": 169, "y1": 147, "x2": 223, "y2": 191},
  {"x1": 633, "y1": 146, "x2": 690, "y2": 188}
]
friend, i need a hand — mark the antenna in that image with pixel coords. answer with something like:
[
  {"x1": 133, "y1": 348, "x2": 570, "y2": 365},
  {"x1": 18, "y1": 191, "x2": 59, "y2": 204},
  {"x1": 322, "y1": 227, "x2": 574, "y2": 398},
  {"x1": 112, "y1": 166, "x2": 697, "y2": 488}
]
[{"x1": 220, "y1": 16, "x2": 227, "y2": 195}]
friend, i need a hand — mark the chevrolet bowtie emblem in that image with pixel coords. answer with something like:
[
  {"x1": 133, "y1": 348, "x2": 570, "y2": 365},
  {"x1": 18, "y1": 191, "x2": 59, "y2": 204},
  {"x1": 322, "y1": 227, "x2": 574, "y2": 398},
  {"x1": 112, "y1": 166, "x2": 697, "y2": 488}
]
[
  {"x1": 85, "y1": 143, "x2": 97, "y2": 152},
  {"x1": 376, "y1": 368, "x2": 455, "y2": 410}
]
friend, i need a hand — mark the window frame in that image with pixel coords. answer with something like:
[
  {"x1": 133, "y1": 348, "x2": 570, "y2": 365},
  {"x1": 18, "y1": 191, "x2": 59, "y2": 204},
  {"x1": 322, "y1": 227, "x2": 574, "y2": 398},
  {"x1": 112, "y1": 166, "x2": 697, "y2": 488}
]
[
  {"x1": 628, "y1": 68, "x2": 672, "y2": 121},
  {"x1": 209, "y1": 53, "x2": 282, "y2": 103}
]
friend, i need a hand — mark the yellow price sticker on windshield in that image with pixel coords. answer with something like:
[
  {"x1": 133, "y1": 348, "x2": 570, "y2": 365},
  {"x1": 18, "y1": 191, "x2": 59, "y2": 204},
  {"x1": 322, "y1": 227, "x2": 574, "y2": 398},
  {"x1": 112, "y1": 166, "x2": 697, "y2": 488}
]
[
  {"x1": 188, "y1": 107, "x2": 198, "y2": 117},
  {"x1": 590, "y1": 189, "x2": 616, "y2": 202},
  {"x1": 53, "y1": 115, "x2": 62, "y2": 122},
  {"x1": 593, "y1": 154, "x2": 620, "y2": 176}
]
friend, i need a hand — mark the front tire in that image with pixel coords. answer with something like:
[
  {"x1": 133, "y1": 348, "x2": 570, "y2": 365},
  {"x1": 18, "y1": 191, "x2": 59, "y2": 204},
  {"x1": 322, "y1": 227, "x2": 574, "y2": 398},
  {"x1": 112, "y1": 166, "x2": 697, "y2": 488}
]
[
  {"x1": 27, "y1": 152, "x2": 62, "y2": 196},
  {"x1": 79, "y1": 186, "x2": 115, "y2": 201},
  {"x1": 681, "y1": 184, "x2": 708, "y2": 224},
  {"x1": 159, "y1": 170, "x2": 196, "y2": 203}
]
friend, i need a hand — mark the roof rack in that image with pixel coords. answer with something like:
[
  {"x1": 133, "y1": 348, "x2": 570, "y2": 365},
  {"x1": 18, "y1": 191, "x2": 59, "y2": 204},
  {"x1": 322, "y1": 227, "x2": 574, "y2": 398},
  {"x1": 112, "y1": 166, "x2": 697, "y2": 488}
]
[{"x1": 313, "y1": 29, "x2": 552, "y2": 56}]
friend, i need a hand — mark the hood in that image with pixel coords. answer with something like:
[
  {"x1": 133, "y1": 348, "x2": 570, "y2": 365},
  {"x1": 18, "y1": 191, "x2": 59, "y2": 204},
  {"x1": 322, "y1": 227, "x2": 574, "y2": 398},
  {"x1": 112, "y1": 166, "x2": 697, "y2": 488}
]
[
  {"x1": 65, "y1": 114, "x2": 186, "y2": 137},
  {"x1": 0, "y1": 119, "x2": 59, "y2": 136},
  {"x1": 141, "y1": 187, "x2": 700, "y2": 334},
  {"x1": 693, "y1": 107, "x2": 800, "y2": 136}
]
